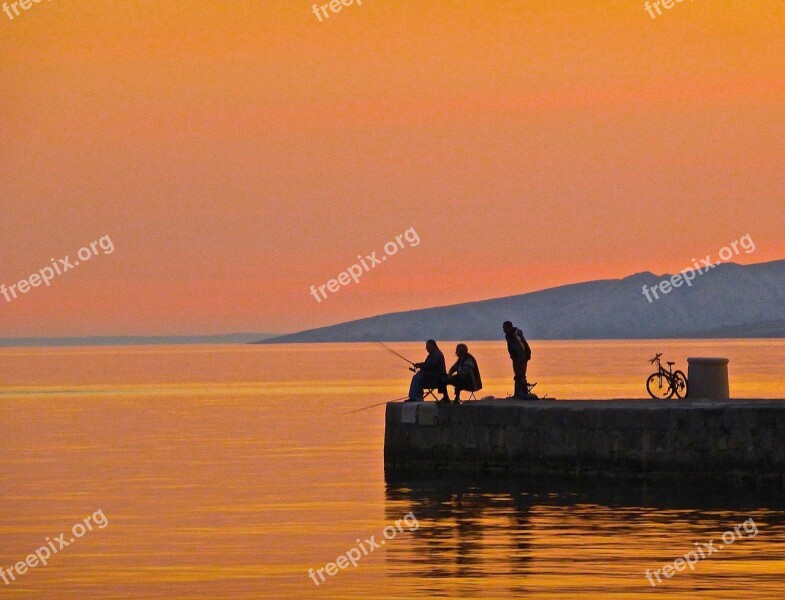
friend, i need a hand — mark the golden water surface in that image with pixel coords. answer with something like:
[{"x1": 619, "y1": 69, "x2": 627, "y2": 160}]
[{"x1": 1, "y1": 340, "x2": 784, "y2": 598}]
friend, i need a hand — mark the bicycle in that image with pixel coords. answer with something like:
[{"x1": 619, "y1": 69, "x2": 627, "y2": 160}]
[{"x1": 646, "y1": 353, "x2": 688, "y2": 399}]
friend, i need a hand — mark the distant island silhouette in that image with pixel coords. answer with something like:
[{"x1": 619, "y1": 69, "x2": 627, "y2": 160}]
[
  {"x1": 0, "y1": 333, "x2": 277, "y2": 348},
  {"x1": 260, "y1": 259, "x2": 785, "y2": 343}
]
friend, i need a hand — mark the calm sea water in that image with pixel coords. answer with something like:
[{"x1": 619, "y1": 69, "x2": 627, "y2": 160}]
[{"x1": 1, "y1": 340, "x2": 785, "y2": 598}]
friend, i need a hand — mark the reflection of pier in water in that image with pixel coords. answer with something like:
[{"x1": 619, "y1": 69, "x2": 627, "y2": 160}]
[{"x1": 383, "y1": 476, "x2": 785, "y2": 597}]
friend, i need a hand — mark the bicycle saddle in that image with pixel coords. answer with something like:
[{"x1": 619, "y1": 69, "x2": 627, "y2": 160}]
[{"x1": 667, "y1": 361, "x2": 676, "y2": 366}]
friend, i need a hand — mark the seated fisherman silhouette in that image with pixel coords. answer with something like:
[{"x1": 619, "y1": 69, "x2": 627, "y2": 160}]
[
  {"x1": 406, "y1": 339, "x2": 448, "y2": 402},
  {"x1": 445, "y1": 343, "x2": 482, "y2": 404}
]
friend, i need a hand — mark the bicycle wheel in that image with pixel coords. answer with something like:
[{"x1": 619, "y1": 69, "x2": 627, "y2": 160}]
[
  {"x1": 647, "y1": 373, "x2": 674, "y2": 399},
  {"x1": 672, "y1": 370, "x2": 688, "y2": 399}
]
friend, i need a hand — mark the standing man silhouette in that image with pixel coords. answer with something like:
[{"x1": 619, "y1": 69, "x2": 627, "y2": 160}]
[{"x1": 503, "y1": 321, "x2": 531, "y2": 399}]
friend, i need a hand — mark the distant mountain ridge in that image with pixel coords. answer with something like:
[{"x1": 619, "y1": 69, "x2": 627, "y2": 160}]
[
  {"x1": 0, "y1": 333, "x2": 277, "y2": 348},
  {"x1": 260, "y1": 260, "x2": 785, "y2": 343}
]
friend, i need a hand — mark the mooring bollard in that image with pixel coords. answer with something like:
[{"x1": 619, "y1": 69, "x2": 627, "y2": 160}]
[{"x1": 687, "y1": 357, "x2": 730, "y2": 399}]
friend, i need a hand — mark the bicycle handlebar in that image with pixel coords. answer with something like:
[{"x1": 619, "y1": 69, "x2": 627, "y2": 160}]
[{"x1": 650, "y1": 353, "x2": 662, "y2": 364}]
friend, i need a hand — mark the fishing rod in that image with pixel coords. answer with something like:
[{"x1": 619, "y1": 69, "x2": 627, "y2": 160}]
[
  {"x1": 345, "y1": 396, "x2": 409, "y2": 414},
  {"x1": 376, "y1": 341, "x2": 416, "y2": 367}
]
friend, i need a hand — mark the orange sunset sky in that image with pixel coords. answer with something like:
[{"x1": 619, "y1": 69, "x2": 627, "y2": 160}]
[{"x1": 1, "y1": 0, "x2": 783, "y2": 337}]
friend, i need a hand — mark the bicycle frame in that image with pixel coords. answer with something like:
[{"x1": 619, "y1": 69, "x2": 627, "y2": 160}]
[{"x1": 647, "y1": 353, "x2": 688, "y2": 400}]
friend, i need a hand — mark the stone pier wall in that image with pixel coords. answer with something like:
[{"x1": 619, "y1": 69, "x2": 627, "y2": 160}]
[{"x1": 384, "y1": 399, "x2": 785, "y2": 481}]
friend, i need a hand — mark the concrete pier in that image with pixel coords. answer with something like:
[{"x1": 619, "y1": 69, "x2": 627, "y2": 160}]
[{"x1": 384, "y1": 399, "x2": 785, "y2": 482}]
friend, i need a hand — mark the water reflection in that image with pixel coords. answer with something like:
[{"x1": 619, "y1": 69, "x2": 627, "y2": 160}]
[{"x1": 385, "y1": 476, "x2": 785, "y2": 597}]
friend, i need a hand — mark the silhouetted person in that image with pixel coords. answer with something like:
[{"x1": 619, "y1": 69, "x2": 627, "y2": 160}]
[
  {"x1": 503, "y1": 321, "x2": 531, "y2": 399},
  {"x1": 446, "y1": 343, "x2": 482, "y2": 404},
  {"x1": 407, "y1": 339, "x2": 448, "y2": 402}
]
